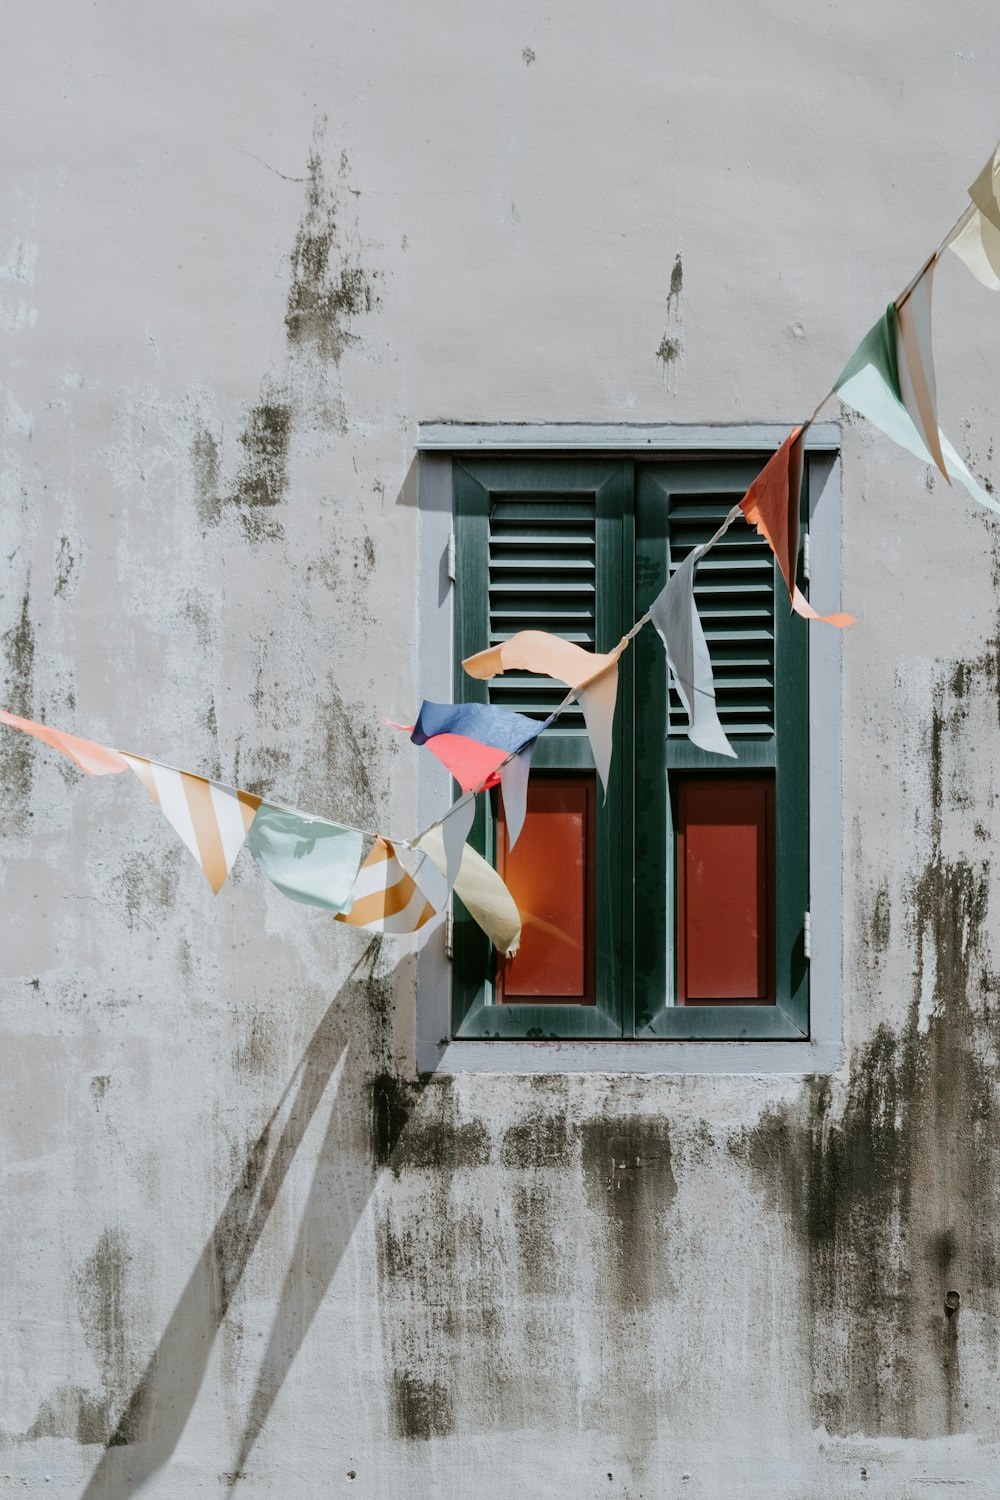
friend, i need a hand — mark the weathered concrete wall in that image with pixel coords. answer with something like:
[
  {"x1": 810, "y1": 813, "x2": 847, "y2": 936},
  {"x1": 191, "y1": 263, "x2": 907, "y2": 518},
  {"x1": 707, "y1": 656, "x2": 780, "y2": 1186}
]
[{"x1": 4, "y1": 4, "x2": 1000, "y2": 1496}]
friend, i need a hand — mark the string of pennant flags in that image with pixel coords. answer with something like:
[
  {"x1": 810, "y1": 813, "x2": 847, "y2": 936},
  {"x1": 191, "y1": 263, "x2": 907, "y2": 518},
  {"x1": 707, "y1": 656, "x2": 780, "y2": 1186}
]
[{"x1": 4, "y1": 141, "x2": 1000, "y2": 956}]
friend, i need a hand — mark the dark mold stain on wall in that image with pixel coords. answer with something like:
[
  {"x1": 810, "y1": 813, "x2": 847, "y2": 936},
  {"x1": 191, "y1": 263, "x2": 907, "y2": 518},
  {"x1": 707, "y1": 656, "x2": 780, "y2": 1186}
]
[
  {"x1": 736, "y1": 655, "x2": 1000, "y2": 1440},
  {"x1": 228, "y1": 403, "x2": 292, "y2": 509},
  {"x1": 112, "y1": 846, "x2": 181, "y2": 928},
  {"x1": 370, "y1": 1072, "x2": 417, "y2": 1169},
  {"x1": 373, "y1": 1075, "x2": 516, "y2": 1443},
  {"x1": 391, "y1": 1373, "x2": 455, "y2": 1442},
  {"x1": 316, "y1": 684, "x2": 380, "y2": 832},
  {"x1": 53, "y1": 534, "x2": 79, "y2": 599},
  {"x1": 25, "y1": 1384, "x2": 114, "y2": 1447},
  {"x1": 233, "y1": 1009, "x2": 281, "y2": 1080},
  {"x1": 870, "y1": 880, "x2": 892, "y2": 954},
  {"x1": 666, "y1": 252, "x2": 683, "y2": 314},
  {"x1": 0, "y1": 587, "x2": 36, "y2": 828},
  {"x1": 656, "y1": 253, "x2": 684, "y2": 371},
  {"x1": 498, "y1": 1112, "x2": 571, "y2": 1169},
  {"x1": 73, "y1": 1227, "x2": 137, "y2": 1444},
  {"x1": 372, "y1": 1075, "x2": 684, "y2": 1445},
  {"x1": 370, "y1": 1073, "x2": 490, "y2": 1177},
  {"x1": 190, "y1": 132, "x2": 381, "y2": 537},
  {"x1": 232, "y1": 738, "x2": 292, "y2": 804},
  {"x1": 582, "y1": 1118, "x2": 678, "y2": 1309},
  {"x1": 192, "y1": 400, "x2": 289, "y2": 541},
  {"x1": 285, "y1": 147, "x2": 381, "y2": 366},
  {"x1": 655, "y1": 334, "x2": 682, "y2": 367},
  {"x1": 503, "y1": 1104, "x2": 578, "y2": 1300},
  {"x1": 191, "y1": 427, "x2": 222, "y2": 527},
  {"x1": 200, "y1": 693, "x2": 222, "y2": 782}
]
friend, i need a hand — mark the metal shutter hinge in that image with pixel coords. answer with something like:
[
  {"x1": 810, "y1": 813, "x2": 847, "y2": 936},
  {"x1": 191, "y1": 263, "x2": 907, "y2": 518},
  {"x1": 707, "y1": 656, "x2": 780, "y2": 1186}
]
[
  {"x1": 803, "y1": 910, "x2": 812, "y2": 962},
  {"x1": 445, "y1": 909, "x2": 454, "y2": 960},
  {"x1": 446, "y1": 531, "x2": 456, "y2": 583},
  {"x1": 802, "y1": 532, "x2": 811, "y2": 583}
]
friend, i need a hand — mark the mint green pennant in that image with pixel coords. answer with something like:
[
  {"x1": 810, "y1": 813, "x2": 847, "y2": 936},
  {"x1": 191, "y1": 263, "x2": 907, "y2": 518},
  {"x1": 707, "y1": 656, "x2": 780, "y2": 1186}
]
[{"x1": 247, "y1": 803, "x2": 364, "y2": 913}]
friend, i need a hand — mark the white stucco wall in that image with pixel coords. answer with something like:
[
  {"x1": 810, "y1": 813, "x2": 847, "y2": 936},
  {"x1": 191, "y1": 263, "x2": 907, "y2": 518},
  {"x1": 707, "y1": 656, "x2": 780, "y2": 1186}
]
[{"x1": 4, "y1": 4, "x2": 1000, "y2": 1497}]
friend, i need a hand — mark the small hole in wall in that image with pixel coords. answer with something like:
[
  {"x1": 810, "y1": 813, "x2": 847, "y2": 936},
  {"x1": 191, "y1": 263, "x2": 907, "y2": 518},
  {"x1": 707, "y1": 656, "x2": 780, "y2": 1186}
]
[{"x1": 347, "y1": 1472, "x2": 356, "y2": 1481}]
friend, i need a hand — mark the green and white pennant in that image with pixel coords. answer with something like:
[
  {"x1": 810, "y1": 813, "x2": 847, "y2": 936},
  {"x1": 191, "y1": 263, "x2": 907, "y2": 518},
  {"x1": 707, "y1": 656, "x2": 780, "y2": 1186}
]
[{"x1": 834, "y1": 267, "x2": 999, "y2": 515}]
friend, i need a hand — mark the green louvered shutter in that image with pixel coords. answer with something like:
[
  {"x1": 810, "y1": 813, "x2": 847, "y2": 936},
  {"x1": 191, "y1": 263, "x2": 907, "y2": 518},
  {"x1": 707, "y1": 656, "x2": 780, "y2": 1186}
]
[
  {"x1": 634, "y1": 457, "x2": 808, "y2": 1040},
  {"x1": 451, "y1": 457, "x2": 631, "y2": 1039},
  {"x1": 664, "y1": 490, "x2": 775, "y2": 741}
]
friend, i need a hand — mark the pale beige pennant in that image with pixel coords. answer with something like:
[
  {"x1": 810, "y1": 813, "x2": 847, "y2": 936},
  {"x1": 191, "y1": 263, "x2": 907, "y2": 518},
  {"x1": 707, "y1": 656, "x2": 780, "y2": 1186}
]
[{"x1": 894, "y1": 261, "x2": 948, "y2": 483}]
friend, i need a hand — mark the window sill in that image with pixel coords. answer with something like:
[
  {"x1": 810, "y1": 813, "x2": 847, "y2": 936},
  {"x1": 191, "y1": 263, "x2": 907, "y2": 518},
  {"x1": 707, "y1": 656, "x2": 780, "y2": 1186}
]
[{"x1": 415, "y1": 1034, "x2": 844, "y2": 1077}]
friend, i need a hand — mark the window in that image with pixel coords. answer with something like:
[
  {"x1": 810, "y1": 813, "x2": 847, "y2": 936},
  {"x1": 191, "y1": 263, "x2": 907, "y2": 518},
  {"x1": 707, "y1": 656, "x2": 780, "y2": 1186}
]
[{"x1": 414, "y1": 426, "x2": 844, "y2": 1069}]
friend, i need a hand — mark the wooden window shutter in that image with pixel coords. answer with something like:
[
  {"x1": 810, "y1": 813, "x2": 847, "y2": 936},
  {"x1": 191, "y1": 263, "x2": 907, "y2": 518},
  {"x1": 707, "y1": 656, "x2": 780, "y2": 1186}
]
[
  {"x1": 635, "y1": 458, "x2": 808, "y2": 1037},
  {"x1": 452, "y1": 458, "x2": 628, "y2": 1040},
  {"x1": 667, "y1": 490, "x2": 779, "y2": 1003},
  {"x1": 487, "y1": 488, "x2": 598, "y2": 1002}
]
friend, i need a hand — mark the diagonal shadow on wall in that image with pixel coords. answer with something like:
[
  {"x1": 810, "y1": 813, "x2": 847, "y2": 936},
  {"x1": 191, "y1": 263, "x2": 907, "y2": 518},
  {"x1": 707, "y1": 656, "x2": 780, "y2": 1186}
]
[
  {"x1": 225, "y1": 1028, "x2": 375, "y2": 1485},
  {"x1": 81, "y1": 941, "x2": 382, "y2": 1499}
]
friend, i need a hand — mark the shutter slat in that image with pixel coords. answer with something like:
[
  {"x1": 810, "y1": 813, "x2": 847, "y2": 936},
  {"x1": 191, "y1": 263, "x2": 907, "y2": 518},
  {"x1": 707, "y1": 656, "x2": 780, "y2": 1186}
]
[
  {"x1": 491, "y1": 558, "x2": 593, "y2": 567},
  {"x1": 668, "y1": 502, "x2": 740, "y2": 520},
  {"x1": 712, "y1": 656, "x2": 772, "y2": 668},
  {"x1": 490, "y1": 579, "x2": 596, "y2": 591},
  {"x1": 492, "y1": 534, "x2": 594, "y2": 548},
  {"x1": 672, "y1": 555, "x2": 772, "y2": 573},
  {"x1": 692, "y1": 584, "x2": 773, "y2": 598},
  {"x1": 491, "y1": 609, "x2": 593, "y2": 621},
  {"x1": 670, "y1": 528, "x2": 761, "y2": 546},
  {"x1": 698, "y1": 606, "x2": 773, "y2": 621},
  {"x1": 490, "y1": 500, "x2": 595, "y2": 521},
  {"x1": 491, "y1": 632, "x2": 594, "y2": 644}
]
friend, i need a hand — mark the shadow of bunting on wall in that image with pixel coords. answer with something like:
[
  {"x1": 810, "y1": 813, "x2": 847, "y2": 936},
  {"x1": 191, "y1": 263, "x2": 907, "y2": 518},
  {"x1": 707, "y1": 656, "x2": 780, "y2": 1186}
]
[{"x1": 79, "y1": 946, "x2": 380, "y2": 1498}]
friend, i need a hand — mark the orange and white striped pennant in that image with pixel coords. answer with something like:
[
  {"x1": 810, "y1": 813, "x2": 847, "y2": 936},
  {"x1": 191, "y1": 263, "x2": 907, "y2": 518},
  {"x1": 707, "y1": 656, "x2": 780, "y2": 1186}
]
[
  {"x1": 122, "y1": 754, "x2": 261, "y2": 894},
  {"x1": 334, "y1": 837, "x2": 439, "y2": 935}
]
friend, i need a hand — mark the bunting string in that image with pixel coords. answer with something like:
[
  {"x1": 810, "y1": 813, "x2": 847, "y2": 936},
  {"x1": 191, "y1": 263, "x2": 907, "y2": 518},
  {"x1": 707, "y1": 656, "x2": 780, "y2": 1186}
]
[{"x1": 5, "y1": 140, "x2": 1000, "y2": 957}]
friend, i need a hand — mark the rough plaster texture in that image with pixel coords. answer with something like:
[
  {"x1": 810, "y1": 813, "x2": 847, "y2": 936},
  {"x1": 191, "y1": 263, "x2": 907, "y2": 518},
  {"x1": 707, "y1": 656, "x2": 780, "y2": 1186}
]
[{"x1": 4, "y1": 3, "x2": 1000, "y2": 1497}]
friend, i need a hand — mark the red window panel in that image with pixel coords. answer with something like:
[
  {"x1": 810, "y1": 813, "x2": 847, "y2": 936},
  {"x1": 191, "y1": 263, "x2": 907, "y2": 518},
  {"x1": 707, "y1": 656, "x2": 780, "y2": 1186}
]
[
  {"x1": 495, "y1": 774, "x2": 597, "y2": 1005},
  {"x1": 676, "y1": 776, "x2": 775, "y2": 1005}
]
